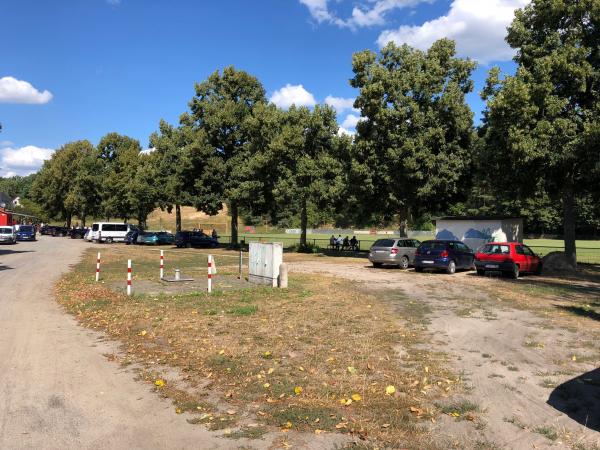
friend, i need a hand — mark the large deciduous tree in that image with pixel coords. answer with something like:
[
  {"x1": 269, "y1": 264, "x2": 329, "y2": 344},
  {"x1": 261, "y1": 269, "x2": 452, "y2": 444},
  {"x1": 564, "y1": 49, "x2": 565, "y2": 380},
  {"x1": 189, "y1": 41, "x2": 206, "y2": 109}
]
[
  {"x1": 350, "y1": 39, "x2": 476, "y2": 236},
  {"x1": 182, "y1": 66, "x2": 266, "y2": 245},
  {"x1": 149, "y1": 121, "x2": 216, "y2": 231},
  {"x1": 268, "y1": 105, "x2": 346, "y2": 247},
  {"x1": 480, "y1": 0, "x2": 600, "y2": 266},
  {"x1": 97, "y1": 133, "x2": 142, "y2": 221},
  {"x1": 30, "y1": 140, "x2": 97, "y2": 226}
]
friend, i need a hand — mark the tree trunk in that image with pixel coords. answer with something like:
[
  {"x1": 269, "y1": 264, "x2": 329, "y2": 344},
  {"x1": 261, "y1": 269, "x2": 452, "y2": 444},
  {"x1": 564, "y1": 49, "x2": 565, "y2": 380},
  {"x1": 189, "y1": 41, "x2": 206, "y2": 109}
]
[
  {"x1": 398, "y1": 205, "x2": 411, "y2": 238},
  {"x1": 230, "y1": 202, "x2": 239, "y2": 246},
  {"x1": 66, "y1": 214, "x2": 72, "y2": 228},
  {"x1": 300, "y1": 198, "x2": 308, "y2": 248},
  {"x1": 562, "y1": 180, "x2": 577, "y2": 267},
  {"x1": 175, "y1": 204, "x2": 182, "y2": 232},
  {"x1": 81, "y1": 215, "x2": 86, "y2": 227}
]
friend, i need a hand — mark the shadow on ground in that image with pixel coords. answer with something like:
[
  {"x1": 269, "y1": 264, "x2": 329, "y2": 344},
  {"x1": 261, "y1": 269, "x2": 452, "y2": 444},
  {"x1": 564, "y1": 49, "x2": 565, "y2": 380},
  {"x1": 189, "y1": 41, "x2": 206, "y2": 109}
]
[
  {"x1": 547, "y1": 367, "x2": 600, "y2": 432},
  {"x1": 0, "y1": 249, "x2": 35, "y2": 256}
]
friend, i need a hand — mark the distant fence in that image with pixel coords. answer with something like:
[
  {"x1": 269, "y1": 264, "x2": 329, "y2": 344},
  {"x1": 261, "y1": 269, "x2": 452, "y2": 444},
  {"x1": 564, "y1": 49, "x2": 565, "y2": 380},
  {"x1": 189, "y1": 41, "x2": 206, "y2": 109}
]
[{"x1": 528, "y1": 245, "x2": 600, "y2": 265}]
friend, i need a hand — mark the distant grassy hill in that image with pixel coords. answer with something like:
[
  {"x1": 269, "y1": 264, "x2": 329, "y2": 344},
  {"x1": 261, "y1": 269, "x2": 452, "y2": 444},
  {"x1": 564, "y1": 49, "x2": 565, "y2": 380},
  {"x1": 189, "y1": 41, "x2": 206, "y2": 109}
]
[{"x1": 145, "y1": 206, "x2": 233, "y2": 233}]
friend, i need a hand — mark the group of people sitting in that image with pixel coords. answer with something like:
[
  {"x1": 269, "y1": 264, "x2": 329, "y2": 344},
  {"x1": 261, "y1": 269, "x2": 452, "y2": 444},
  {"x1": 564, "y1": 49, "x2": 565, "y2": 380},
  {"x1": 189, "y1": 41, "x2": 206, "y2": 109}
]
[{"x1": 329, "y1": 234, "x2": 359, "y2": 251}]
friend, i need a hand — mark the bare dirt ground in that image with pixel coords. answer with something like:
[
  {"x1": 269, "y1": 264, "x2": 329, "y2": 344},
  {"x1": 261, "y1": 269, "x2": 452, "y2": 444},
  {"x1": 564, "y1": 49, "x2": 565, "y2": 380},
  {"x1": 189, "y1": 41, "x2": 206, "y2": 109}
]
[
  {"x1": 289, "y1": 258, "x2": 600, "y2": 450},
  {"x1": 0, "y1": 237, "x2": 345, "y2": 450}
]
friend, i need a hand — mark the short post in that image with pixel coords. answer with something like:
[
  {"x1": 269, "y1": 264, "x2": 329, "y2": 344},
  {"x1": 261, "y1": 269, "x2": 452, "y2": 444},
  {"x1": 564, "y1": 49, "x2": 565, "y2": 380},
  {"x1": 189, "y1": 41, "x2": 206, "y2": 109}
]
[
  {"x1": 238, "y1": 249, "x2": 242, "y2": 279},
  {"x1": 95, "y1": 252, "x2": 101, "y2": 282},
  {"x1": 127, "y1": 259, "x2": 132, "y2": 296},
  {"x1": 207, "y1": 254, "x2": 213, "y2": 293},
  {"x1": 278, "y1": 263, "x2": 288, "y2": 288},
  {"x1": 160, "y1": 250, "x2": 164, "y2": 280}
]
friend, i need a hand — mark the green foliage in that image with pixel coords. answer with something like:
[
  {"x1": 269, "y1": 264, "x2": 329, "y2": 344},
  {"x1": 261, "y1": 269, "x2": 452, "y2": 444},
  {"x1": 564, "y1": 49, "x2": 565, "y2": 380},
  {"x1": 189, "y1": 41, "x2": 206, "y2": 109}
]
[
  {"x1": 30, "y1": 140, "x2": 97, "y2": 225},
  {"x1": 182, "y1": 66, "x2": 267, "y2": 244},
  {"x1": 350, "y1": 39, "x2": 476, "y2": 234},
  {"x1": 480, "y1": 0, "x2": 600, "y2": 260},
  {"x1": 0, "y1": 174, "x2": 36, "y2": 198},
  {"x1": 97, "y1": 133, "x2": 143, "y2": 221}
]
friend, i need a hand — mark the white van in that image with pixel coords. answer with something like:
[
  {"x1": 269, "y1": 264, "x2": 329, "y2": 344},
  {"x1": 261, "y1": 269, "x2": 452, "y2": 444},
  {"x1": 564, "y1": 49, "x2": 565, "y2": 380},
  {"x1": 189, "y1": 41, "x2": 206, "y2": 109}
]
[
  {"x1": 90, "y1": 222, "x2": 136, "y2": 243},
  {"x1": 0, "y1": 226, "x2": 16, "y2": 244}
]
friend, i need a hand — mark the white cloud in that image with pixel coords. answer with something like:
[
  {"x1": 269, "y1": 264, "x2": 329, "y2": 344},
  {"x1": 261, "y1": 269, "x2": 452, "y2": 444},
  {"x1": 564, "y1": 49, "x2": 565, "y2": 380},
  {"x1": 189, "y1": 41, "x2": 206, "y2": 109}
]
[
  {"x1": 377, "y1": 0, "x2": 529, "y2": 63},
  {"x1": 106, "y1": 0, "x2": 121, "y2": 4},
  {"x1": 324, "y1": 95, "x2": 358, "y2": 114},
  {"x1": 300, "y1": 0, "x2": 431, "y2": 29},
  {"x1": 0, "y1": 77, "x2": 53, "y2": 104},
  {"x1": 270, "y1": 84, "x2": 317, "y2": 109},
  {"x1": 0, "y1": 145, "x2": 54, "y2": 177},
  {"x1": 341, "y1": 113, "x2": 361, "y2": 129},
  {"x1": 140, "y1": 147, "x2": 155, "y2": 154},
  {"x1": 337, "y1": 126, "x2": 356, "y2": 137}
]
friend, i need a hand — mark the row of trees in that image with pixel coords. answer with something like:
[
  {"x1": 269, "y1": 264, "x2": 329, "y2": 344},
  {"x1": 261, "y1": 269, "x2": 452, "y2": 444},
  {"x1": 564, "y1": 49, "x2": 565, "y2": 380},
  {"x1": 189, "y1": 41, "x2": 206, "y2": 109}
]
[{"x1": 26, "y1": 0, "x2": 600, "y2": 264}]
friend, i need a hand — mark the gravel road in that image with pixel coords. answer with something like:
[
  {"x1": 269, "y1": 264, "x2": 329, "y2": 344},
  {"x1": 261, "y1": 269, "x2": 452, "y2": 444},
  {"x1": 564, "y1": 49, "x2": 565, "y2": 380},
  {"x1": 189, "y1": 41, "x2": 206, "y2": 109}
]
[{"x1": 0, "y1": 236, "x2": 228, "y2": 450}]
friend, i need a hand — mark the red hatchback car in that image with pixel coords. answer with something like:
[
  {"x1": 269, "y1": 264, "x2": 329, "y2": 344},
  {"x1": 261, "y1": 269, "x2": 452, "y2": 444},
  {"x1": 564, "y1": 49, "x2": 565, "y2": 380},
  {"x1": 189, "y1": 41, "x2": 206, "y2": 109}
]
[{"x1": 474, "y1": 242, "x2": 542, "y2": 278}]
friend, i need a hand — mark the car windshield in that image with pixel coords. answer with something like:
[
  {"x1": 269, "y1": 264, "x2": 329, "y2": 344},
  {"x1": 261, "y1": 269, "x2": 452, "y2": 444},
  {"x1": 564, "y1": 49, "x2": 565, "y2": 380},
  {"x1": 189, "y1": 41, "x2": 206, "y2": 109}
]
[
  {"x1": 419, "y1": 241, "x2": 447, "y2": 250},
  {"x1": 0, "y1": 227, "x2": 13, "y2": 234},
  {"x1": 19, "y1": 226, "x2": 34, "y2": 232},
  {"x1": 480, "y1": 244, "x2": 510, "y2": 255},
  {"x1": 372, "y1": 239, "x2": 395, "y2": 247}
]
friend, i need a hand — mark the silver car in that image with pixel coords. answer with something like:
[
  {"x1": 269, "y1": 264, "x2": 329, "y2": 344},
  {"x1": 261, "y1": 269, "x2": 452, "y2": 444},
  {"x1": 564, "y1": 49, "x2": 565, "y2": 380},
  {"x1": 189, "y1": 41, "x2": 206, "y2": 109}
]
[
  {"x1": 0, "y1": 226, "x2": 17, "y2": 245},
  {"x1": 368, "y1": 238, "x2": 421, "y2": 269}
]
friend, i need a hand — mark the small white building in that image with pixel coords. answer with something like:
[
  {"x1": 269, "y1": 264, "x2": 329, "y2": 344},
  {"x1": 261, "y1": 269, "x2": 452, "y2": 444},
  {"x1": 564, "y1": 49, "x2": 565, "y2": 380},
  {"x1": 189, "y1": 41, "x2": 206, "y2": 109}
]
[{"x1": 434, "y1": 216, "x2": 523, "y2": 251}]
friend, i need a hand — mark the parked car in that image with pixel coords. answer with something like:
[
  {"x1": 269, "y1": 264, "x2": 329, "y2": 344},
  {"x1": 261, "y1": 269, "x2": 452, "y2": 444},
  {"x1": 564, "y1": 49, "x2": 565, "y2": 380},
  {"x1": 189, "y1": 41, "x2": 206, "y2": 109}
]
[
  {"x1": 40, "y1": 225, "x2": 55, "y2": 235},
  {"x1": 175, "y1": 231, "x2": 219, "y2": 248},
  {"x1": 368, "y1": 238, "x2": 421, "y2": 269},
  {"x1": 0, "y1": 226, "x2": 16, "y2": 244},
  {"x1": 124, "y1": 229, "x2": 140, "y2": 245},
  {"x1": 137, "y1": 231, "x2": 175, "y2": 245},
  {"x1": 474, "y1": 242, "x2": 542, "y2": 278},
  {"x1": 51, "y1": 226, "x2": 70, "y2": 237},
  {"x1": 15, "y1": 225, "x2": 36, "y2": 241},
  {"x1": 69, "y1": 228, "x2": 88, "y2": 239},
  {"x1": 90, "y1": 222, "x2": 137, "y2": 243},
  {"x1": 414, "y1": 240, "x2": 475, "y2": 274}
]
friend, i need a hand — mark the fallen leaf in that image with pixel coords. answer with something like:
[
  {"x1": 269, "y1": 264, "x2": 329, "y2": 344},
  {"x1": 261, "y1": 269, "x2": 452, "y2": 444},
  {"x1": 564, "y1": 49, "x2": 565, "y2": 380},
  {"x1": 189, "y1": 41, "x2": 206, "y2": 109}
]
[
  {"x1": 154, "y1": 379, "x2": 165, "y2": 387},
  {"x1": 268, "y1": 368, "x2": 274, "y2": 374},
  {"x1": 351, "y1": 393, "x2": 362, "y2": 402},
  {"x1": 226, "y1": 410, "x2": 237, "y2": 415},
  {"x1": 385, "y1": 385, "x2": 396, "y2": 395},
  {"x1": 218, "y1": 349, "x2": 225, "y2": 355},
  {"x1": 139, "y1": 330, "x2": 147, "y2": 336},
  {"x1": 347, "y1": 366, "x2": 357, "y2": 374},
  {"x1": 294, "y1": 386, "x2": 303, "y2": 395},
  {"x1": 263, "y1": 383, "x2": 270, "y2": 388}
]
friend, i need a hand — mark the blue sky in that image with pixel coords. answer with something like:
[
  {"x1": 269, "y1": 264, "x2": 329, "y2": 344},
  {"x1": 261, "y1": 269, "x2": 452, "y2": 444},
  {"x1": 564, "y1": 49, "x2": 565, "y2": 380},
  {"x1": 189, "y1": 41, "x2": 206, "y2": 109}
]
[{"x1": 0, "y1": 0, "x2": 526, "y2": 177}]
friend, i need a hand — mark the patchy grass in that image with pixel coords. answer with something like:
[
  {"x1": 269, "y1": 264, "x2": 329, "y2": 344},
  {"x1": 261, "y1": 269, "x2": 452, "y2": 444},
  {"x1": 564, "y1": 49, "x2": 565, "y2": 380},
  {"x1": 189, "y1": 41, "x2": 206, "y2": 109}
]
[
  {"x1": 55, "y1": 246, "x2": 455, "y2": 449},
  {"x1": 534, "y1": 425, "x2": 559, "y2": 441}
]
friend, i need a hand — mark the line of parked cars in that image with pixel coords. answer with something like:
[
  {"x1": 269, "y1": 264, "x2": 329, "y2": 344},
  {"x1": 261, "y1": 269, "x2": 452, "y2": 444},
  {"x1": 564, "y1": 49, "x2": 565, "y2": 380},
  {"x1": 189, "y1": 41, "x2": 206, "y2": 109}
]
[
  {"x1": 0, "y1": 224, "x2": 38, "y2": 244},
  {"x1": 368, "y1": 238, "x2": 542, "y2": 279}
]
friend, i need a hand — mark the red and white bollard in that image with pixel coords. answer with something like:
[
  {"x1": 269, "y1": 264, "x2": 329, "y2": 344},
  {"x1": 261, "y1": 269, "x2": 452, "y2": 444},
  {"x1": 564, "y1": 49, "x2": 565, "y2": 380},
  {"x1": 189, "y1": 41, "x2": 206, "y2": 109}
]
[
  {"x1": 160, "y1": 250, "x2": 164, "y2": 280},
  {"x1": 207, "y1": 254, "x2": 213, "y2": 293},
  {"x1": 95, "y1": 252, "x2": 101, "y2": 282},
  {"x1": 127, "y1": 259, "x2": 132, "y2": 296}
]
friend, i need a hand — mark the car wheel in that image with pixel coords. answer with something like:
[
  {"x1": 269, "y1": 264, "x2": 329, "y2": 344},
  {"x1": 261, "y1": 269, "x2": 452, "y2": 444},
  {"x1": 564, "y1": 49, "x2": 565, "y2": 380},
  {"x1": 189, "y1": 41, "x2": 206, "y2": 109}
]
[
  {"x1": 415, "y1": 266, "x2": 423, "y2": 273},
  {"x1": 186, "y1": 242, "x2": 192, "y2": 249},
  {"x1": 372, "y1": 262, "x2": 383, "y2": 268},
  {"x1": 446, "y1": 260, "x2": 456, "y2": 275},
  {"x1": 399, "y1": 256, "x2": 409, "y2": 270},
  {"x1": 106, "y1": 237, "x2": 113, "y2": 244},
  {"x1": 510, "y1": 264, "x2": 520, "y2": 279},
  {"x1": 535, "y1": 262, "x2": 543, "y2": 276},
  {"x1": 476, "y1": 269, "x2": 485, "y2": 276}
]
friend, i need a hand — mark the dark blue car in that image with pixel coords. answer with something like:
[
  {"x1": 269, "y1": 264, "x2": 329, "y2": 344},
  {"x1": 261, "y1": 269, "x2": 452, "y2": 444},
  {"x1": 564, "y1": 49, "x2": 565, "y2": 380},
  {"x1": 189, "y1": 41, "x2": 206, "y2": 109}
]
[
  {"x1": 15, "y1": 225, "x2": 36, "y2": 241},
  {"x1": 414, "y1": 240, "x2": 474, "y2": 274}
]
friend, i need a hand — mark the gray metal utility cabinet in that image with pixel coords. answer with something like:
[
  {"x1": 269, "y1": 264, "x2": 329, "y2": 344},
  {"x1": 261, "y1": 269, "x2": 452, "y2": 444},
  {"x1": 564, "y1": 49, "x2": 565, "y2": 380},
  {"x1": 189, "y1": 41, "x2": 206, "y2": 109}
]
[{"x1": 248, "y1": 242, "x2": 283, "y2": 287}]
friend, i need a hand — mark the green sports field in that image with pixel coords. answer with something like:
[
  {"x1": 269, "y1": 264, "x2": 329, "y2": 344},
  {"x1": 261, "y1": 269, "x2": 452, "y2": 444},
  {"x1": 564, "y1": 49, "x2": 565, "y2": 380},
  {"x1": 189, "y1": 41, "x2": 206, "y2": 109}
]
[{"x1": 232, "y1": 233, "x2": 600, "y2": 264}]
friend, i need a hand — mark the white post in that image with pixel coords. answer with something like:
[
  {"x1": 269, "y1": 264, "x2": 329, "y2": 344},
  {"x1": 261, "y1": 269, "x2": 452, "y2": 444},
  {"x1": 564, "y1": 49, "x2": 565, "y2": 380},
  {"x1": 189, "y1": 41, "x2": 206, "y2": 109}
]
[
  {"x1": 127, "y1": 259, "x2": 132, "y2": 296},
  {"x1": 160, "y1": 250, "x2": 164, "y2": 280},
  {"x1": 207, "y1": 254, "x2": 212, "y2": 294},
  {"x1": 238, "y1": 249, "x2": 242, "y2": 279},
  {"x1": 95, "y1": 252, "x2": 101, "y2": 282}
]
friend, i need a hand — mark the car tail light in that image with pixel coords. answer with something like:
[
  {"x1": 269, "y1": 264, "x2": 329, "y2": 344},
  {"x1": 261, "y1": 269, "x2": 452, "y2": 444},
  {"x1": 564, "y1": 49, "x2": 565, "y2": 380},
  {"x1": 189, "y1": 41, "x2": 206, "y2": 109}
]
[
  {"x1": 390, "y1": 248, "x2": 399, "y2": 255},
  {"x1": 415, "y1": 249, "x2": 420, "y2": 256},
  {"x1": 441, "y1": 250, "x2": 449, "y2": 258}
]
